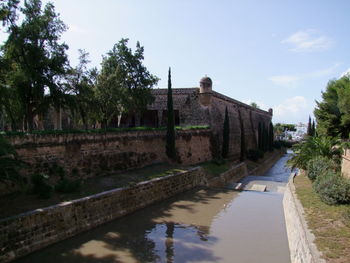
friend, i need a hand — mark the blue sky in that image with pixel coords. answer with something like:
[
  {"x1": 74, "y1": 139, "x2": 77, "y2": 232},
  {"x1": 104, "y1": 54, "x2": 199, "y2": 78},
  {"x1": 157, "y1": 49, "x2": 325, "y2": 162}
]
[{"x1": 2, "y1": 0, "x2": 350, "y2": 124}]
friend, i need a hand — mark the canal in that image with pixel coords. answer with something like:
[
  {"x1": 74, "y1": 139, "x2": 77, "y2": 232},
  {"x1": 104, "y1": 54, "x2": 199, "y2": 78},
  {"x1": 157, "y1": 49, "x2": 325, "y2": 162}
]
[{"x1": 16, "y1": 153, "x2": 292, "y2": 263}]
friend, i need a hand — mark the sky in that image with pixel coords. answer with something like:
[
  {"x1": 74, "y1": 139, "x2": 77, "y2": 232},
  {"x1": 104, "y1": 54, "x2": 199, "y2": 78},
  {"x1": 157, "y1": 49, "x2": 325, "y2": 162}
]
[{"x1": 1, "y1": 0, "x2": 350, "y2": 124}]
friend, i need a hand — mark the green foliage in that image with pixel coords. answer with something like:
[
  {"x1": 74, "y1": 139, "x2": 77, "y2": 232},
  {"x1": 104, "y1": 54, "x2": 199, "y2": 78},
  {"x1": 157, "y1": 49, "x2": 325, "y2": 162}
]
[
  {"x1": 247, "y1": 148, "x2": 264, "y2": 162},
  {"x1": 274, "y1": 123, "x2": 296, "y2": 132},
  {"x1": 313, "y1": 171, "x2": 350, "y2": 205},
  {"x1": 2, "y1": 0, "x2": 69, "y2": 131},
  {"x1": 222, "y1": 107, "x2": 230, "y2": 158},
  {"x1": 306, "y1": 156, "x2": 335, "y2": 181},
  {"x1": 65, "y1": 50, "x2": 98, "y2": 129},
  {"x1": 30, "y1": 173, "x2": 52, "y2": 199},
  {"x1": 0, "y1": 135, "x2": 24, "y2": 185},
  {"x1": 0, "y1": 0, "x2": 19, "y2": 27},
  {"x1": 307, "y1": 116, "x2": 312, "y2": 136},
  {"x1": 96, "y1": 38, "x2": 159, "y2": 128},
  {"x1": 250, "y1": 102, "x2": 260, "y2": 109},
  {"x1": 314, "y1": 77, "x2": 350, "y2": 138},
  {"x1": 166, "y1": 67, "x2": 176, "y2": 159},
  {"x1": 55, "y1": 178, "x2": 81, "y2": 193},
  {"x1": 287, "y1": 136, "x2": 342, "y2": 170}
]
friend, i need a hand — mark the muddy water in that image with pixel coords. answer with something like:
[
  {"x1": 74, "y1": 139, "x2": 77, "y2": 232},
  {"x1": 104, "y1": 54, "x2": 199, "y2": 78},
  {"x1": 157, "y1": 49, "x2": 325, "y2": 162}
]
[{"x1": 16, "y1": 154, "x2": 292, "y2": 263}]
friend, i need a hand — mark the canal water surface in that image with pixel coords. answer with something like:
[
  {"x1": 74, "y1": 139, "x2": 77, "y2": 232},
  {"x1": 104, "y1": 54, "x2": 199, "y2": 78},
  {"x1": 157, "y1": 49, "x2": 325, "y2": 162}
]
[{"x1": 16, "y1": 153, "x2": 292, "y2": 263}]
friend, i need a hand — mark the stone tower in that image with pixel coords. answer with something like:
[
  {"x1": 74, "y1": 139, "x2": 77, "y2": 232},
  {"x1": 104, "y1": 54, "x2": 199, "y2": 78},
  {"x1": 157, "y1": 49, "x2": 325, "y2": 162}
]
[{"x1": 199, "y1": 76, "x2": 212, "y2": 106}]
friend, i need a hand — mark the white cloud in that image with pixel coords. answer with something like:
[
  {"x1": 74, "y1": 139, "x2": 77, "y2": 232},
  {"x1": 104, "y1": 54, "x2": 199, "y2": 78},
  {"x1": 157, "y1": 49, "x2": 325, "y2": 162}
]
[
  {"x1": 273, "y1": 96, "x2": 312, "y2": 123},
  {"x1": 269, "y1": 63, "x2": 340, "y2": 89},
  {"x1": 282, "y1": 29, "x2": 334, "y2": 52}
]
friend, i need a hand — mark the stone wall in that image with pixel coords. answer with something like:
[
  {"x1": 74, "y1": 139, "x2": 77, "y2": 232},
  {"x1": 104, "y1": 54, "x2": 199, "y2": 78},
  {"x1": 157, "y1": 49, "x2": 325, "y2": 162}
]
[
  {"x1": 0, "y1": 147, "x2": 282, "y2": 262},
  {"x1": 5, "y1": 129, "x2": 212, "y2": 184},
  {"x1": 341, "y1": 148, "x2": 350, "y2": 179},
  {"x1": 148, "y1": 87, "x2": 272, "y2": 159},
  {"x1": 283, "y1": 175, "x2": 325, "y2": 263},
  {"x1": 0, "y1": 167, "x2": 208, "y2": 262}
]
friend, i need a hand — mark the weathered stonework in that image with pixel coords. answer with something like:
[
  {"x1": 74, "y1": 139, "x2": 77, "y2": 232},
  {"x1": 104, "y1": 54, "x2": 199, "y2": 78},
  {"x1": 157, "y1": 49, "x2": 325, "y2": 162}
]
[
  {"x1": 5, "y1": 129, "x2": 212, "y2": 185},
  {"x1": 0, "y1": 161, "x2": 252, "y2": 263},
  {"x1": 144, "y1": 77, "x2": 273, "y2": 159}
]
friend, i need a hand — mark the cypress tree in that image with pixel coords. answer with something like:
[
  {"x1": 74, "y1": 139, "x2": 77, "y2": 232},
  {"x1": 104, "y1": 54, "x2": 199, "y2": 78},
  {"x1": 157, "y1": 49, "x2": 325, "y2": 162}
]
[
  {"x1": 312, "y1": 120, "x2": 315, "y2": 137},
  {"x1": 166, "y1": 67, "x2": 176, "y2": 159},
  {"x1": 307, "y1": 116, "x2": 312, "y2": 136},
  {"x1": 258, "y1": 122, "x2": 262, "y2": 150},
  {"x1": 262, "y1": 123, "x2": 268, "y2": 152},
  {"x1": 222, "y1": 107, "x2": 230, "y2": 158},
  {"x1": 268, "y1": 122, "x2": 274, "y2": 151},
  {"x1": 238, "y1": 110, "x2": 245, "y2": 161}
]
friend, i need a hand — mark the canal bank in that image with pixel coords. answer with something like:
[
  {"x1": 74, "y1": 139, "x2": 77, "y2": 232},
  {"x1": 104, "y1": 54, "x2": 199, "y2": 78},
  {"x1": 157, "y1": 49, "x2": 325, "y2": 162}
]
[
  {"x1": 1, "y1": 150, "x2": 285, "y2": 262},
  {"x1": 14, "y1": 151, "x2": 291, "y2": 263},
  {"x1": 283, "y1": 175, "x2": 326, "y2": 263}
]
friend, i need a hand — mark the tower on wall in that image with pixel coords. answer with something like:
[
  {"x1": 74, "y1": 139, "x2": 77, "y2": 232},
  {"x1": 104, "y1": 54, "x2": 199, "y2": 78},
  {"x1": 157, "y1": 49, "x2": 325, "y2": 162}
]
[{"x1": 199, "y1": 76, "x2": 212, "y2": 106}]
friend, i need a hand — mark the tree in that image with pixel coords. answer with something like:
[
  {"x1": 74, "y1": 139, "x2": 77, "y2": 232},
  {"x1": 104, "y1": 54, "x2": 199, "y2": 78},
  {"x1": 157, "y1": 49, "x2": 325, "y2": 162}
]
[
  {"x1": 0, "y1": 135, "x2": 25, "y2": 186},
  {"x1": 238, "y1": 110, "x2": 245, "y2": 161},
  {"x1": 258, "y1": 122, "x2": 263, "y2": 150},
  {"x1": 287, "y1": 136, "x2": 342, "y2": 170},
  {"x1": 311, "y1": 120, "x2": 316, "y2": 137},
  {"x1": 0, "y1": 0, "x2": 19, "y2": 27},
  {"x1": 307, "y1": 116, "x2": 312, "y2": 136},
  {"x1": 250, "y1": 102, "x2": 260, "y2": 109},
  {"x1": 268, "y1": 122, "x2": 274, "y2": 151},
  {"x1": 65, "y1": 50, "x2": 97, "y2": 129},
  {"x1": 314, "y1": 77, "x2": 350, "y2": 138},
  {"x1": 166, "y1": 67, "x2": 176, "y2": 159},
  {"x1": 222, "y1": 107, "x2": 229, "y2": 158},
  {"x1": 96, "y1": 38, "x2": 158, "y2": 127},
  {"x1": 2, "y1": 0, "x2": 69, "y2": 131}
]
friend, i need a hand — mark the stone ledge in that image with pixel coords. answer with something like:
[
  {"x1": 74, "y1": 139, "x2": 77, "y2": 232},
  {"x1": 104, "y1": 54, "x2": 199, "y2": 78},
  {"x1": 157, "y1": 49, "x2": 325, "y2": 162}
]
[{"x1": 283, "y1": 174, "x2": 325, "y2": 263}]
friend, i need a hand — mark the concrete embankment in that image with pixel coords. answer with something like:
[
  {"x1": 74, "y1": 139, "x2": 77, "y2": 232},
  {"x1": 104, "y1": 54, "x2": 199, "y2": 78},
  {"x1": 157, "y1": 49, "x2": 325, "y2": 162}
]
[
  {"x1": 283, "y1": 175, "x2": 325, "y2": 263},
  {"x1": 1, "y1": 150, "x2": 284, "y2": 262}
]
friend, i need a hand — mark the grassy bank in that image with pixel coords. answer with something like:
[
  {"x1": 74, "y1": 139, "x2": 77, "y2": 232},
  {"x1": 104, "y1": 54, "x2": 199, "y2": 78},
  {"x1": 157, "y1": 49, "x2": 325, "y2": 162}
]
[{"x1": 294, "y1": 172, "x2": 350, "y2": 262}]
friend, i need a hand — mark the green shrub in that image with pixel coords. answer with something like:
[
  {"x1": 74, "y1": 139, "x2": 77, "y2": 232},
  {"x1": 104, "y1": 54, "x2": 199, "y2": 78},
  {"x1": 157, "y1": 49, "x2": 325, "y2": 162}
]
[
  {"x1": 55, "y1": 178, "x2": 81, "y2": 193},
  {"x1": 31, "y1": 173, "x2": 52, "y2": 199},
  {"x1": 306, "y1": 156, "x2": 334, "y2": 181},
  {"x1": 247, "y1": 149, "x2": 264, "y2": 162},
  {"x1": 313, "y1": 171, "x2": 350, "y2": 205}
]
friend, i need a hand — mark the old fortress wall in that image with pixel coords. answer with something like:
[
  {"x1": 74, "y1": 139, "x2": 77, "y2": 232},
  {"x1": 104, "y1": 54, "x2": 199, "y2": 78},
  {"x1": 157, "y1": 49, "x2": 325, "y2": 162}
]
[{"x1": 2, "y1": 76, "x2": 272, "y2": 188}]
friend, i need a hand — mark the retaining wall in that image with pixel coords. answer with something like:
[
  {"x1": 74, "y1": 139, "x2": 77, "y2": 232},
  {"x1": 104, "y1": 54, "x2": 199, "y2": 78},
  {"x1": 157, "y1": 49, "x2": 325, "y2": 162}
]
[
  {"x1": 4, "y1": 129, "x2": 212, "y2": 184},
  {"x1": 0, "y1": 148, "x2": 282, "y2": 262},
  {"x1": 283, "y1": 175, "x2": 325, "y2": 263},
  {"x1": 0, "y1": 167, "x2": 208, "y2": 262}
]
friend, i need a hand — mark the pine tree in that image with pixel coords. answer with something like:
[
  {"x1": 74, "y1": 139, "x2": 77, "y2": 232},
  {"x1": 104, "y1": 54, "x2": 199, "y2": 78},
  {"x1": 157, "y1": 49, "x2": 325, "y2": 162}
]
[
  {"x1": 222, "y1": 107, "x2": 230, "y2": 158},
  {"x1": 166, "y1": 67, "x2": 176, "y2": 159}
]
